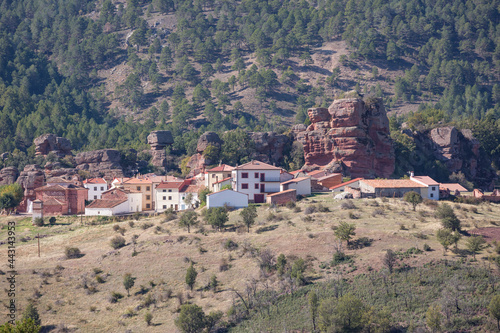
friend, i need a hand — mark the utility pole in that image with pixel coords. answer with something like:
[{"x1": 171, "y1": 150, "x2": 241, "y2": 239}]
[{"x1": 37, "y1": 233, "x2": 40, "y2": 257}]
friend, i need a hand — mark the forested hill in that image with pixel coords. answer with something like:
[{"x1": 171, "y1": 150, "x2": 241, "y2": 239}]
[{"x1": 0, "y1": 0, "x2": 499, "y2": 172}]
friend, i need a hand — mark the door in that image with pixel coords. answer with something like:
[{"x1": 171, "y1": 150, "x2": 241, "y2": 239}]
[
  {"x1": 254, "y1": 194, "x2": 265, "y2": 203},
  {"x1": 260, "y1": 173, "x2": 265, "y2": 181},
  {"x1": 260, "y1": 184, "x2": 265, "y2": 193}
]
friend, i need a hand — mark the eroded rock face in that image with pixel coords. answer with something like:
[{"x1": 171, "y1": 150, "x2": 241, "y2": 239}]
[
  {"x1": 197, "y1": 132, "x2": 222, "y2": 153},
  {"x1": 34, "y1": 134, "x2": 72, "y2": 156},
  {"x1": 186, "y1": 153, "x2": 207, "y2": 177},
  {"x1": 16, "y1": 165, "x2": 45, "y2": 211},
  {"x1": 0, "y1": 167, "x2": 18, "y2": 185},
  {"x1": 147, "y1": 131, "x2": 173, "y2": 150},
  {"x1": 75, "y1": 149, "x2": 124, "y2": 178},
  {"x1": 295, "y1": 96, "x2": 395, "y2": 178},
  {"x1": 250, "y1": 132, "x2": 291, "y2": 164}
]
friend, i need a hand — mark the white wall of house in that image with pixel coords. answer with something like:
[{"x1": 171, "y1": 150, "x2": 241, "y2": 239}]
[
  {"x1": 281, "y1": 178, "x2": 311, "y2": 196},
  {"x1": 213, "y1": 178, "x2": 232, "y2": 192},
  {"x1": 331, "y1": 180, "x2": 362, "y2": 192},
  {"x1": 207, "y1": 190, "x2": 248, "y2": 209},
  {"x1": 84, "y1": 183, "x2": 108, "y2": 200},
  {"x1": 85, "y1": 201, "x2": 128, "y2": 216},
  {"x1": 155, "y1": 188, "x2": 180, "y2": 212},
  {"x1": 232, "y1": 169, "x2": 281, "y2": 201},
  {"x1": 410, "y1": 177, "x2": 440, "y2": 200},
  {"x1": 129, "y1": 192, "x2": 142, "y2": 212},
  {"x1": 179, "y1": 192, "x2": 200, "y2": 211}
]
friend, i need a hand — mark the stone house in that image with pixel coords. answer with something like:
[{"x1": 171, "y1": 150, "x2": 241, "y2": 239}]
[
  {"x1": 85, "y1": 187, "x2": 142, "y2": 216},
  {"x1": 35, "y1": 184, "x2": 88, "y2": 215},
  {"x1": 83, "y1": 178, "x2": 108, "y2": 200}
]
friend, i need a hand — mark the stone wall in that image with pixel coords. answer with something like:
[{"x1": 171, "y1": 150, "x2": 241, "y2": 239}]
[{"x1": 266, "y1": 189, "x2": 296, "y2": 205}]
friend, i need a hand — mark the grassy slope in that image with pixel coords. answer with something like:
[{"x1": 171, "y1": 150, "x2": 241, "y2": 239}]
[{"x1": 1, "y1": 195, "x2": 500, "y2": 331}]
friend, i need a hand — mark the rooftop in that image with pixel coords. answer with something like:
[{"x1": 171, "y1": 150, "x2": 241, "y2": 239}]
[
  {"x1": 103, "y1": 187, "x2": 141, "y2": 195},
  {"x1": 440, "y1": 183, "x2": 468, "y2": 192},
  {"x1": 86, "y1": 199, "x2": 127, "y2": 209},
  {"x1": 317, "y1": 173, "x2": 342, "y2": 181},
  {"x1": 46, "y1": 177, "x2": 73, "y2": 183},
  {"x1": 214, "y1": 177, "x2": 231, "y2": 184},
  {"x1": 411, "y1": 176, "x2": 439, "y2": 186},
  {"x1": 234, "y1": 160, "x2": 281, "y2": 170},
  {"x1": 83, "y1": 178, "x2": 107, "y2": 184},
  {"x1": 207, "y1": 189, "x2": 248, "y2": 197},
  {"x1": 281, "y1": 176, "x2": 311, "y2": 185},
  {"x1": 123, "y1": 178, "x2": 152, "y2": 184},
  {"x1": 267, "y1": 189, "x2": 296, "y2": 197},
  {"x1": 360, "y1": 179, "x2": 426, "y2": 188},
  {"x1": 156, "y1": 181, "x2": 185, "y2": 189},
  {"x1": 207, "y1": 164, "x2": 234, "y2": 172},
  {"x1": 329, "y1": 178, "x2": 363, "y2": 190}
]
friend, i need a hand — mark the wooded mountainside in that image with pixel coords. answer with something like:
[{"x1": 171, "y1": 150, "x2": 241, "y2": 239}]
[{"x1": 0, "y1": 0, "x2": 499, "y2": 176}]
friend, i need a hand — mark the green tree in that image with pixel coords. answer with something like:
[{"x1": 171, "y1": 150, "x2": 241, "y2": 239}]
[
  {"x1": 22, "y1": 302, "x2": 41, "y2": 327},
  {"x1": 334, "y1": 222, "x2": 356, "y2": 246},
  {"x1": 276, "y1": 254, "x2": 287, "y2": 276},
  {"x1": 0, "y1": 318, "x2": 40, "y2": 333},
  {"x1": 309, "y1": 291, "x2": 319, "y2": 331},
  {"x1": 318, "y1": 293, "x2": 366, "y2": 332},
  {"x1": 240, "y1": 205, "x2": 258, "y2": 232},
  {"x1": 426, "y1": 304, "x2": 442, "y2": 333},
  {"x1": 436, "y1": 229, "x2": 455, "y2": 255},
  {"x1": 198, "y1": 187, "x2": 211, "y2": 206},
  {"x1": 489, "y1": 295, "x2": 500, "y2": 330},
  {"x1": 185, "y1": 263, "x2": 197, "y2": 291},
  {"x1": 175, "y1": 304, "x2": 206, "y2": 333},
  {"x1": 206, "y1": 207, "x2": 228, "y2": 231},
  {"x1": 466, "y1": 235, "x2": 486, "y2": 260},
  {"x1": 209, "y1": 274, "x2": 218, "y2": 293},
  {"x1": 403, "y1": 191, "x2": 422, "y2": 211},
  {"x1": 383, "y1": 249, "x2": 397, "y2": 274},
  {"x1": 0, "y1": 183, "x2": 23, "y2": 212},
  {"x1": 437, "y1": 203, "x2": 461, "y2": 231},
  {"x1": 179, "y1": 210, "x2": 198, "y2": 233},
  {"x1": 123, "y1": 273, "x2": 136, "y2": 296},
  {"x1": 144, "y1": 311, "x2": 153, "y2": 326},
  {"x1": 291, "y1": 258, "x2": 307, "y2": 285}
]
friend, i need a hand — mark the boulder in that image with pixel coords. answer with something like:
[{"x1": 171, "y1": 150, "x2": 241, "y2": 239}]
[
  {"x1": 186, "y1": 153, "x2": 207, "y2": 177},
  {"x1": 250, "y1": 132, "x2": 291, "y2": 164},
  {"x1": 34, "y1": 134, "x2": 72, "y2": 156},
  {"x1": 295, "y1": 96, "x2": 395, "y2": 178},
  {"x1": 147, "y1": 131, "x2": 173, "y2": 150},
  {"x1": 16, "y1": 165, "x2": 44, "y2": 211},
  {"x1": 0, "y1": 167, "x2": 18, "y2": 185},
  {"x1": 150, "y1": 150, "x2": 168, "y2": 170},
  {"x1": 197, "y1": 132, "x2": 222, "y2": 153},
  {"x1": 75, "y1": 149, "x2": 124, "y2": 178}
]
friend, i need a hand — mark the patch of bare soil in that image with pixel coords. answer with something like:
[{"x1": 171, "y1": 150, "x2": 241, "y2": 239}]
[{"x1": 470, "y1": 227, "x2": 500, "y2": 242}]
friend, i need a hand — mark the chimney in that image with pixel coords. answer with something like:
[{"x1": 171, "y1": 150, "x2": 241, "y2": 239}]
[{"x1": 410, "y1": 171, "x2": 414, "y2": 177}]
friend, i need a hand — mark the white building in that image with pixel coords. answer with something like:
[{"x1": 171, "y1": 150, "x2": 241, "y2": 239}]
[
  {"x1": 330, "y1": 178, "x2": 363, "y2": 192},
  {"x1": 83, "y1": 178, "x2": 108, "y2": 200},
  {"x1": 410, "y1": 174, "x2": 440, "y2": 200},
  {"x1": 207, "y1": 189, "x2": 248, "y2": 209},
  {"x1": 280, "y1": 176, "x2": 312, "y2": 196},
  {"x1": 155, "y1": 180, "x2": 201, "y2": 212},
  {"x1": 213, "y1": 177, "x2": 232, "y2": 192},
  {"x1": 85, "y1": 187, "x2": 142, "y2": 216},
  {"x1": 231, "y1": 160, "x2": 281, "y2": 203}
]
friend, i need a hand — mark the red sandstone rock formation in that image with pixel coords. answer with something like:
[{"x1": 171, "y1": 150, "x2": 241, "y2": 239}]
[
  {"x1": 34, "y1": 134, "x2": 72, "y2": 157},
  {"x1": 295, "y1": 96, "x2": 395, "y2": 178},
  {"x1": 0, "y1": 167, "x2": 18, "y2": 185}
]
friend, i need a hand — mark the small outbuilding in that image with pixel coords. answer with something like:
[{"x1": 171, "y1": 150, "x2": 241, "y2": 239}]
[
  {"x1": 207, "y1": 189, "x2": 248, "y2": 209},
  {"x1": 280, "y1": 177, "x2": 311, "y2": 196}
]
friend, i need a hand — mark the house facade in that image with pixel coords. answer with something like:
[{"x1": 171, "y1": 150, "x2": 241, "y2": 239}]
[
  {"x1": 113, "y1": 178, "x2": 153, "y2": 211},
  {"x1": 86, "y1": 187, "x2": 142, "y2": 215},
  {"x1": 83, "y1": 178, "x2": 108, "y2": 200},
  {"x1": 359, "y1": 179, "x2": 426, "y2": 198},
  {"x1": 280, "y1": 177, "x2": 312, "y2": 196},
  {"x1": 35, "y1": 184, "x2": 88, "y2": 215},
  {"x1": 410, "y1": 175, "x2": 440, "y2": 200},
  {"x1": 231, "y1": 160, "x2": 281, "y2": 203},
  {"x1": 205, "y1": 164, "x2": 234, "y2": 191}
]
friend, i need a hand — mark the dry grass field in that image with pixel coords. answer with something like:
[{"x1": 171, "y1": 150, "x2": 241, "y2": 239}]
[{"x1": 1, "y1": 194, "x2": 500, "y2": 332}]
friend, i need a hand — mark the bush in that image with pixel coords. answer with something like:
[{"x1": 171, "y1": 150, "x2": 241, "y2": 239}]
[
  {"x1": 286, "y1": 201, "x2": 296, "y2": 209},
  {"x1": 110, "y1": 236, "x2": 126, "y2": 249},
  {"x1": 423, "y1": 243, "x2": 431, "y2": 251},
  {"x1": 33, "y1": 218, "x2": 44, "y2": 226},
  {"x1": 223, "y1": 239, "x2": 238, "y2": 251},
  {"x1": 65, "y1": 247, "x2": 82, "y2": 259},
  {"x1": 304, "y1": 205, "x2": 317, "y2": 215},
  {"x1": 109, "y1": 291, "x2": 124, "y2": 303},
  {"x1": 317, "y1": 203, "x2": 330, "y2": 212},
  {"x1": 141, "y1": 222, "x2": 154, "y2": 230},
  {"x1": 341, "y1": 200, "x2": 356, "y2": 209},
  {"x1": 49, "y1": 217, "x2": 56, "y2": 225}
]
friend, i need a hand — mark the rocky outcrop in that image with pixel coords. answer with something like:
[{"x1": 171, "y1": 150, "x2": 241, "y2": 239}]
[
  {"x1": 34, "y1": 134, "x2": 72, "y2": 157},
  {"x1": 250, "y1": 132, "x2": 290, "y2": 164},
  {"x1": 0, "y1": 167, "x2": 18, "y2": 185},
  {"x1": 147, "y1": 131, "x2": 174, "y2": 171},
  {"x1": 16, "y1": 165, "x2": 45, "y2": 211},
  {"x1": 147, "y1": 131, "x2": 173, "y2": 150},
  {"x1": 75, "y1": 149, "x2": 124, "y2": 178},
  {"x1": 197, "y1": 132, "x2": 222, "y2": 153},
  {"x1": 295, "y1": 96, "x2": 395, "y2": 178}
]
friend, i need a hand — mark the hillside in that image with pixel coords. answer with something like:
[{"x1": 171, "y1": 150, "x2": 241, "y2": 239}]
[
  {"x1": 0, "y1": 0, "x2": 499, "y2": 173},
  {"x1": 2, "y1": 195, "x2": 500, "y2": 331}
]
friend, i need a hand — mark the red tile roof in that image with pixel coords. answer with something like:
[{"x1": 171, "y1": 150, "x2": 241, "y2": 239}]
[
  {"x1": 440, "y1": 183, "x2": 468, "y2": 192},
  {"x1": 234, "y1": 160, "x2": 281, "y2": 170},
  {"x1": 360, "y1": 179, "x2": 426, "y2": 188},
  {"x1": 267, "y1": 189, "x2": 296, "y2": 197},
  {"x1": 281, "y1": 176, "x2": 310, "y2": 185},
  {"x1": 183, "y1": 184, "x2": 201, "y2": 193},
  {"x1": 42, "y1": 198, "x2": 65, "y2": 205},
  {"x1": 207, "y1": 164, "x2": 234, "y2": 172},
  {"x1": 411, "y1": 176, "x2": 439, "y2": 186},
  {"x1": 86, "y1": 199, "x2": 127, "y2": 209},
  {"x1": 317, "y1": 173, "x2": 342, "y2": 181},
  {"x1": 307, "y1": 170, "x2": 325, "y2": 177},
  {"x1": 289, "y1": 170, "x2": 301, "y2": 175},
  {"x1": 214, "y1": 177, "x2": 231, "y2": 185},
  {"x1": 123, "y1": 178, "x2": 152, "y2": 184},
  {"x1": 83, "y1": 178, "x2": 107, "y2": 184},
  {"x1": 156, "y1": 181, "x2": 185, "y2": 189},
  {"x1": 207, "y1": 189, "x2": 248, "y2": 197},
  {"x1": 329, "y1": 178, "x2": 363, "y2": 190},
  {"x1": 46, "y1": 177, "x2": 73, "y2": 183}
]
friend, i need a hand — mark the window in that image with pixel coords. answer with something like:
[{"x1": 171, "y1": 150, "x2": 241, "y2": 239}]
[
  {"x1": 101, "y1": 187, "x2": 104, "y2": 191},
  {"x1": 162, "y1": 189, "x2": 166, "y2": 192},
  {"x1": 212, "y1": 174, "x2": 216, "y2": 178},
  {"x1": 242, "y1": 172, "x2": 248, "y2": 178},
  {"x1": 430, "y1": 193, "x2": 434, "y2": 198},
  {"x1": 146, "y1": 204, "x2": 150, "y2": 209},
  {"x1": 94, "y1": 195, "x2": 97, "y2": 199},
  {"x1": 168, "y1": 196, "x2": 172, "y2": 200},
  {"x1": 163, "y1": 205, "x2": 166, "y2": 209},
  {"x1": 146, "y1": 195, "x2": 150, "y2": 200},
  {"x1": 163, "y1": 196, "x2": 166, "y2": 200},
  {"x1": 168, "y1": 189, "x2": 172, "y2": 192},
  {"x1": 432, "y1": 186, "x2": 436, "y2": 190},
  {"x1": 136, "y1": 186, "x2": 141, "y2": 191},
  {"x1": 255, "y1": 183, "x2": 260, "y2": 189},
  {"x1": 255, "y1": 172, "x2": 259, "y2": 178},
  {"x1": 242, "y1": 183, "x2": 248, "y2": 189},
  {"x1": 94, "y1": 187, "x2": 97, "y2": 191},
  {"x1": 146, "y1": 186, "x2": 150, "y2": 191}
]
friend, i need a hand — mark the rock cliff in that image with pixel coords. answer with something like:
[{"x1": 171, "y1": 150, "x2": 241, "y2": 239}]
[
  {"x1": 295, "y1": 96, "x2": 395, "y2": 178},
  {"x1": 75, "y1": 149, "x2": 124, "y2": 178},
  {"x1": 0, "y1": 167, "x2": 18, "y2": 185},
  {"x1": 34, "y1": 134, "x2": 72, "y2": 157},
  {"x1": 147, "y1": 130, "x2": 174, "y2": 171}
]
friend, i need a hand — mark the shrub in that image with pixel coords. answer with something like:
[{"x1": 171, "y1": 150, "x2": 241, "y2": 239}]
[
  {"x1": 49, "y1": 217, "x2": 56, "y2": 225},
  {"x1": 304, "y1": 205, "x2": 317, "y2": 215},
  {"x1": 372, "y1": 208, "x2": 385, "y2": 217},
  {"x1": 128, "y1": 221, "x2": 135, "y2": 228},
  {"x1": 423, "y1": 243, "x2": 431, "y2": 251},
  {"x1": 109, "y1": 291, "x2": 124, "y2": 303},
  {"x1": 294, "y1": 206, "x2": 302, "y2": 213},
  {"x1": 286, "y1": 201, "x2": 296, "y2": 209},
  {"x1": 65, "y1": 247, "x2": 82, "y2": 259},
  {"x1": 145, "y1": 312, "x2": 153, "y2": 326},
  {"x1": 141, "y1": 222, "x2": 154, "y2": 230},
  {"x1": 110, "y1": 236, "x2": 126, "y2": 249},
  {"x1": 317, "y1": 203, "x2": 330, "y2": 212},
  {"x1": 348, "y1": 212, "x2": 359, "y2": 219},
  {"x1": 33, "y1": 218, "x2": 44, "y2": 227},
  {"x1": 223, "y1": 239, "x2": 238, "y2": 251},
  {"x1": 341, "y1": 200, "x2": 356, "y2": 209}
]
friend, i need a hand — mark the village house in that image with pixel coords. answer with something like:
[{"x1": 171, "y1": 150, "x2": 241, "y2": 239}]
[
  {"x1": 112, "y1": 178, "x2": 154, "y2": 211},
  {"x1": 155, "y1": 179, "x2": 200, "y2": 212},
  {"x1": 86, "y1": 187, "x2": 142, "y2": 216},
  {"x1": 439, "y1": 183, "x2": 468, "y2": 198},
  {"x1": 266, "y1": 189, "x2": 297, "y2": 205},
  {"x1": 83, "y1": 178, "x2": 108, "y2": 200},
  {"x1": 207, "y1": 189, "x2": 248, "y2": 209},
  {"x1": 34, "y1": 183, "x2": 88, "y2": 215},
  {"x1": 205, "y1": 164, "x2": 234, "y2": 191},
  {"x1": 330, "y1": 178, "x2": 363, "y2": 192},
  {"x1": 231, "y1": 160, "x2": 282, "y2": 203},
  {"x1": 280, "y1": 176, "x2": 312, "y2": 196},
  {"x1": 213, "y1": 177, "x2": 232, "y2": 192},
  {"x1": 410, "y1": 174, "x2": 440, "y2": 200},
  {"x1": 359, "y1": 179, "x2": 426, "y2": 198}
]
